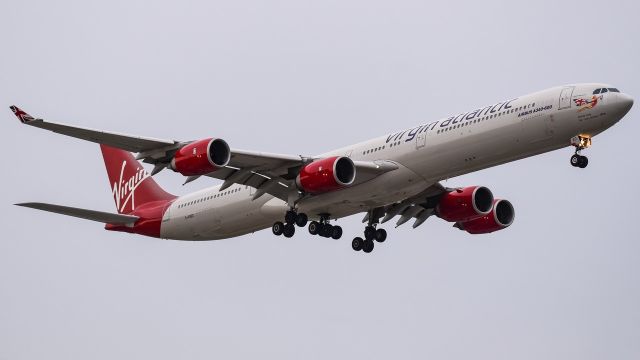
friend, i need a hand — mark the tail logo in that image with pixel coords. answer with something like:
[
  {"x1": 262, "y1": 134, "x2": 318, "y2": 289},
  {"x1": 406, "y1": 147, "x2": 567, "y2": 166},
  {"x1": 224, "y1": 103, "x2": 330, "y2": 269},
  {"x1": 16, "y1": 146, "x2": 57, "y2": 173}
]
[{"x1": 112, "y1": 161, "x2": 149, "y2": 213}]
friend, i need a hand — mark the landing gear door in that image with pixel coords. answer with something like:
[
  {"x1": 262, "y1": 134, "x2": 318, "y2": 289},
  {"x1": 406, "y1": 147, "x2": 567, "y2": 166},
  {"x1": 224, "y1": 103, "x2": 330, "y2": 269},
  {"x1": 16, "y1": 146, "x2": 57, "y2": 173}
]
[{"x1": 558, "y1": 86, "x2": 575, "y2": 110}]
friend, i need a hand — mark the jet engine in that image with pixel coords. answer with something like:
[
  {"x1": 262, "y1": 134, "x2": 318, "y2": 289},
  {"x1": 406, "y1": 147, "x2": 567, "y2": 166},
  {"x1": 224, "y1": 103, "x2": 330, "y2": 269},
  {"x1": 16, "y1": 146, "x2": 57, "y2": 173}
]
[
  {"x1": 169, "y1": 138, "x2": 230, "y2": 176},
  {"x1": 454, "y1": 199, "x2": 515, "y2": 234},
  {"x1": 296, "y1": 156, "x2": 356, "y2": 194},
  {"x1": 436, "y1": 186, "x2": 494, "y2": 222}
]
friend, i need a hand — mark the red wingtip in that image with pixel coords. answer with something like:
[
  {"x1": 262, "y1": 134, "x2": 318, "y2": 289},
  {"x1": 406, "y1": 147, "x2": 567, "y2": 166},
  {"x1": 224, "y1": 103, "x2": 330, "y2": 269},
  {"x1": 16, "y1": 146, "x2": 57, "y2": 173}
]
[{"x1": 10, "y1": 105, "x2": 35, "y2": 123}]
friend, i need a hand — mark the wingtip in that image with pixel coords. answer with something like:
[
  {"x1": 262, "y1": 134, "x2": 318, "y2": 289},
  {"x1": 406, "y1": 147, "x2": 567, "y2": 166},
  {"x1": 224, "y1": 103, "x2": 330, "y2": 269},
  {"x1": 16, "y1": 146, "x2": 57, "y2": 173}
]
[{"x1": 9, "y1": 105, "x2": 36, "y2": 123}]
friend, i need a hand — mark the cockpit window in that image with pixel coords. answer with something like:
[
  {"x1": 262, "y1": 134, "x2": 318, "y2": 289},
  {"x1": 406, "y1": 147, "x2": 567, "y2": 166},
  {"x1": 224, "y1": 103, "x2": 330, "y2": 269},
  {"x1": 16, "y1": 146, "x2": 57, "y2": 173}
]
[
  {"x1": 608, "y1": 88, "x2": 620, "y2": 93},
  {"x1": 593, "y1": 88, "x2": 601, "y2": 94},
  {"x1": 601, "y1": 88, "x2": 608, "y2": 94}
]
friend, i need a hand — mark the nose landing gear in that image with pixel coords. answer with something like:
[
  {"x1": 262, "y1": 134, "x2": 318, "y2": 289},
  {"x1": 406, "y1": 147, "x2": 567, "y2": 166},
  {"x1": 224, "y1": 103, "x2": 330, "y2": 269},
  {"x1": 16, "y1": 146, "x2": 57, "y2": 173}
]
[
  {"x1": 570, "y1": 154, "x2": 588, "y2": 168},
  {"x1": 570, "y1": 135, "x2": 591, "y2": 169}
]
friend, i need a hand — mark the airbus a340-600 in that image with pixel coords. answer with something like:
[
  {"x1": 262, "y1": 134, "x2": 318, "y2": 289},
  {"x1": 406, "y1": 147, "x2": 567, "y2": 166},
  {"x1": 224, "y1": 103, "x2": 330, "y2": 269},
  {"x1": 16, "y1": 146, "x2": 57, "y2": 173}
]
[{"x1": 12, "y1": 83, "x2": 633, "y2": 253}]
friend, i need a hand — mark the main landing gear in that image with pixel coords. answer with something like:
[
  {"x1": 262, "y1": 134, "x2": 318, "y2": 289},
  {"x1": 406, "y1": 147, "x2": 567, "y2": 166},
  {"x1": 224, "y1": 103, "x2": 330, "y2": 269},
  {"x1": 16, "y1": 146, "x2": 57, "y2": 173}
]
[
  {"x1": 308, "y1": 214, "x2": 343, "y2": 240},
  {"x1": 272, "y1": 210, "x2": 308, "y2": 238},
  {"x1": 352, "y1": 212, "x2": 387, "y2": 254},
  {"x1": 570, "y1": 135, "x2": 591, "y2": 169}
]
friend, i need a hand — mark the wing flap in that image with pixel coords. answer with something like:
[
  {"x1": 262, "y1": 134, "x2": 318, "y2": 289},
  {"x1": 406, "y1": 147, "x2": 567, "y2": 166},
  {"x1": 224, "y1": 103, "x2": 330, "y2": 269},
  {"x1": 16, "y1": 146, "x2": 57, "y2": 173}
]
[{"x1": 15, "y1": 202, "x2": 139, "y2": 225}]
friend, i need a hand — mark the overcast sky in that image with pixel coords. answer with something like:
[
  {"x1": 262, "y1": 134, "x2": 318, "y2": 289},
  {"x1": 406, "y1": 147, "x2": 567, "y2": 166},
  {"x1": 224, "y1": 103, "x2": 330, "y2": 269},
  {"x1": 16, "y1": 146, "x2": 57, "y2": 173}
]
[{"x1": 1, "y1": 0, "x2": 639, "y2": 359}]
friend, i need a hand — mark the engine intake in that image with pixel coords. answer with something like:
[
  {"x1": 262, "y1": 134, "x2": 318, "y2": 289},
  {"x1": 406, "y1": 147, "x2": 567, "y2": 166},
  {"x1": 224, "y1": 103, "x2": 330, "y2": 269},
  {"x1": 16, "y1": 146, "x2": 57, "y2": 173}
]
[
  {"x1": 455, "y1": 199, "x2": 515, "y2": 234},
  {"x1": 296, "y1": 156, "x2": 356, "y2": 194},
  {"x1": 436, "y1": 186, "x2": 494, "y2": 222},
  {"x1": 169, "y1": 138, "x2": 230, "y2": 176}
]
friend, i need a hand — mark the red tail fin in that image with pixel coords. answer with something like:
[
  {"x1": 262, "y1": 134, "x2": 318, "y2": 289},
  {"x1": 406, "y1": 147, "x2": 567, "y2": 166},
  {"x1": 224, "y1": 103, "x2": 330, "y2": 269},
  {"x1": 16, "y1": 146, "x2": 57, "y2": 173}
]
[{"x1": 100, "y1": 145, "x2": 175, "y2": 214}]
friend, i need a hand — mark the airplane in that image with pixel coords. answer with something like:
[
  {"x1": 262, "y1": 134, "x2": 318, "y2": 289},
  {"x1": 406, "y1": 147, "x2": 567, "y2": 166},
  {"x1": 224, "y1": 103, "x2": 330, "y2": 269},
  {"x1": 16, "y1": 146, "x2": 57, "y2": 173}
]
[{"x1": 11, "y1": 83, "x2": 634, "y2": 254}]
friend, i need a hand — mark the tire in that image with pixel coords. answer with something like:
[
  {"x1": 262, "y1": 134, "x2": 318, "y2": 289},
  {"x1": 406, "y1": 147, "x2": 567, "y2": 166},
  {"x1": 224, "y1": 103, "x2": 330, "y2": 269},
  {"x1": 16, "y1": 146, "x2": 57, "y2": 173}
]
[
  {"x1": 285, "y1": 210, "x2": 297, "y2": 224},
  {"x1": 570, "y1": 154, "x2": 580, "y2": 167},
  {"x1": 364, "y1": 226, "x2": 376, "y2": 240},
  {"x1": 352, "y1": 237, "x2": 363, "y2": 251},
  {"x1": 578, "y1": 156, "x2": 588, "y2": 168},
  {"x1": 283, "y1": 223, "x2": 295, "y2": 238},
  {"x1": 295, "y1": 213, "x2": 308, "y2": 227},
  {"x1": 374, "y1": 228, "x2": 387, "y2": 242},
  {"x1": 362, "y1": 239, "x2": 374, "y2": 253},
  {"x1": 321, "y1": 224, "x2": 333, "y2": 238},
  {"x1": 272, "y1": 221, "x2": 284, "y2": 236},
  {"x1": 308, "y1": 221, "x2": 320, "y2": 235},
  {"x1": 331, "y1": 226, "x2": 343, "y2": 240}
]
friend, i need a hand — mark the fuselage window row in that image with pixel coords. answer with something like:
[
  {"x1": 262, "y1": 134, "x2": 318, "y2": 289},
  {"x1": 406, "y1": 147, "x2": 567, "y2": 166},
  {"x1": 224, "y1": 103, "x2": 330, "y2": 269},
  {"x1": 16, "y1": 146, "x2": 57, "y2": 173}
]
[{"x1": 178, "y1": 187, "x2": 241, "y2": 208}]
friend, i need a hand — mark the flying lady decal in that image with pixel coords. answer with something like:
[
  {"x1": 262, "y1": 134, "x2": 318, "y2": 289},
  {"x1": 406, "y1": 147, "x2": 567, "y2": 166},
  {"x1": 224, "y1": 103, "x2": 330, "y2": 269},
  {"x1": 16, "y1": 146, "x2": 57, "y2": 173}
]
[{"x1": 574, "y1": 95, "x2": 602, "y2": 112}]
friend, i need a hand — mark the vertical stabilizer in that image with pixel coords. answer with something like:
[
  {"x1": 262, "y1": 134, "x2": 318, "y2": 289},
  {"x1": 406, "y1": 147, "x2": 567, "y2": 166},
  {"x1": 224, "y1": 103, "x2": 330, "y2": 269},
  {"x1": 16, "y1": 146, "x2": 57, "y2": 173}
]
[{"x1": 100, "y1": 145, "x2": 175, "y2": 214}]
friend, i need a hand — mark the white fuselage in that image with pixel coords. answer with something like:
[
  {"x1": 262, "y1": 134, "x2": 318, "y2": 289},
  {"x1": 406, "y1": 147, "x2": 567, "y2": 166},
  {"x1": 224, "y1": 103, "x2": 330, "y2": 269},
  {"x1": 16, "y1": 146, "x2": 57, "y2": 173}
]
[{"x1": 160, "y1": 83, "x2": 632, "y2": 240}]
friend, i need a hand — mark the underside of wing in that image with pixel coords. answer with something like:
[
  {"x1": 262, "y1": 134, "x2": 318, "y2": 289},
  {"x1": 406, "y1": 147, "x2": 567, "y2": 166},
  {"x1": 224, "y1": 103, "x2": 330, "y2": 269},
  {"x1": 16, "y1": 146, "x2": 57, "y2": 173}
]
[{"x1": 362, "y1": 183, "x2": 448, "y2": 228}]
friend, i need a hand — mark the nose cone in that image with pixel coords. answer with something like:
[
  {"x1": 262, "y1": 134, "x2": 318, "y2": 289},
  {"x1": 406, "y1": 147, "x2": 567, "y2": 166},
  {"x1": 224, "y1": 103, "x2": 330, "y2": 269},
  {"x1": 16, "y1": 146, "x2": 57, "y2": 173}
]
[{"x1": 618, "y1": 93, "x2": 634, "y2": 115}]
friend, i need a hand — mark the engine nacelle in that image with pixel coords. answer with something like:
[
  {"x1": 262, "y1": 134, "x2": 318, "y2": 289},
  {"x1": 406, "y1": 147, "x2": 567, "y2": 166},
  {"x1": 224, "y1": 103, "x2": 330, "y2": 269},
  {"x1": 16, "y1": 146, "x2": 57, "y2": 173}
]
[
  {"x1": 296, "y1": 156, "x2": 356, "y2": 194},
  {"x1": 455, "y1": 199, "x2": 515, "y2": 234},
  {"x1": 436, "y1": 186, "x2": 494, "y2": 222},
  {"x1": 169, "y1": 138, "x2": 230, "y2": 176}
]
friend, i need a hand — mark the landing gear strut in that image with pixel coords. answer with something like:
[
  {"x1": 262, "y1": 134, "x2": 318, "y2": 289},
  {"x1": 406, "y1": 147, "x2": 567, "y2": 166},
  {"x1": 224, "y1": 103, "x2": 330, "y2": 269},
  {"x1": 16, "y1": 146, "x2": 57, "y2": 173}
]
[
  {"x1": 353, "y1": 209, "x2": 387, "y2": 254},
  {"x1": 273, "y1": 209, "x2": 308, "y2": 238},
  {"x1": 570, "y1": 135, "x2": 591, "y2": 169},
  {"x1": 308, "y1": 214, "x2": 343, "y2": 240}
]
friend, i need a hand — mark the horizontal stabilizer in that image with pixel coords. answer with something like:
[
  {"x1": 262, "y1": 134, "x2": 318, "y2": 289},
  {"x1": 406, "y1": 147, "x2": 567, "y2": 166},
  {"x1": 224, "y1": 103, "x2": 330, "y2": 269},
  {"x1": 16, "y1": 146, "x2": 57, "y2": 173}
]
[{"x1": 15, "y1": 202, "x2": 139, "y2": 225}]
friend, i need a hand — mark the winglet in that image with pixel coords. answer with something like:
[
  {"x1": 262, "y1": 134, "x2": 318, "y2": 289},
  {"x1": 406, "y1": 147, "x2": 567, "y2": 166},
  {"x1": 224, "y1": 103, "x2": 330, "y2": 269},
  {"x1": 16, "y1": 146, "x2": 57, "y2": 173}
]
[{"x1": 9, "y1": 105, "x2": 36, "y2": 123}]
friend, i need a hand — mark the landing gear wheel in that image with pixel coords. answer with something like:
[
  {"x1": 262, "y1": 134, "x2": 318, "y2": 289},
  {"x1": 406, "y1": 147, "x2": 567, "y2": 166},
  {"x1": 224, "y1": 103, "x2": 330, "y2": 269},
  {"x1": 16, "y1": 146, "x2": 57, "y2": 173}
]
[
  {"x1": 352, "y1": 237, "x2": 363, "y2": 251},
  {"x1": 320, "y1": 224, "x2": 333, "y2": 238},
  {"x1": 272, "y1": 221, "x2": 284, "y2": 236},
  {"x1": 570, "y1": 154, "x2": 580, "y2": 167},
  {"x1": 374, "y1": 228, "x2": 387, "y2": 242},
  {"x1": 362, "y1": 239, "x2": 375, "y2": 253},
  {"x1": 285, "y1": 210, "x2": 297, "y2": 224},
  {"x1": 364, "y1": 226, "x2": 376, "y2": 241},
  {"x1": 283, "y1": 223, "x2": 295, "y2": 238},
  {"x1": 295, "y1": 213, "x2": 308, "y2": 227},
  {"x1": 331, "y1": 226, "x2": 343, "y2": 240},
  {"x1": 578, "y1": 156, "x2": 588, "y2": 168},
  {"x1": 308, "y1": 221, "x2": 321, "y2": 235}
]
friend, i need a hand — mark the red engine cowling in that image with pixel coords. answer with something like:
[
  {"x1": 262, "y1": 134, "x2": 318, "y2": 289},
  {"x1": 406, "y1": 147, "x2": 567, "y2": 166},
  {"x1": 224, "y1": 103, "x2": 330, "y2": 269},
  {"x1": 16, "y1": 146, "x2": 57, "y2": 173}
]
[
  {"x1": 436, "y1": 186, "x2": 494, "y2": 222},
  {"x1": 169, "y1": 138, "x2": 230, "y2": 176},
  {"x1": 296, "y1": 156, "x2": 356, "y2": 194},
  {"x1": 455, "y1": 199, "x2": 515, "y2": 234}
]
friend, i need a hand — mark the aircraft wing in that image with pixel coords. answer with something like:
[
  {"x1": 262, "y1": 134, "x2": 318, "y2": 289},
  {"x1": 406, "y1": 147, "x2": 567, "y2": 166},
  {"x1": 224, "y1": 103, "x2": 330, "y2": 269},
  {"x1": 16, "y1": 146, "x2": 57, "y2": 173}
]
[
  {"x1": 15, "y1": 202, "x2": 139, "y2": 225},
  {"x1": 363, "y1": 183, "x2": 449, "y2": 229},
  {"x1": 10, "y1": 106, "x2": 178, "y2": 153},
  {"x1": 11, "y1": 106, "x2": 397, "y2": 202}
]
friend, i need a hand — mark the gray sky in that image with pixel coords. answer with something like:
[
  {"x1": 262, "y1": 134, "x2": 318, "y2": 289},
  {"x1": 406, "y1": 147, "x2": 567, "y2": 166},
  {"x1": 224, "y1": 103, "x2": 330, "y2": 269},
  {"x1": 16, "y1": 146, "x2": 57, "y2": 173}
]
[{"x1": 1, "y1": 0, "x2": 639, "y2": 359}]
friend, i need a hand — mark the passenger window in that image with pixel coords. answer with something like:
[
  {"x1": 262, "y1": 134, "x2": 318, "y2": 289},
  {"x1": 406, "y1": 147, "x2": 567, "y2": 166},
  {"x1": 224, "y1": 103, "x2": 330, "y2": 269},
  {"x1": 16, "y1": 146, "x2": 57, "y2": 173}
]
[{"x1": 601, "y1": 88, "x2": 608, "y2": 93}]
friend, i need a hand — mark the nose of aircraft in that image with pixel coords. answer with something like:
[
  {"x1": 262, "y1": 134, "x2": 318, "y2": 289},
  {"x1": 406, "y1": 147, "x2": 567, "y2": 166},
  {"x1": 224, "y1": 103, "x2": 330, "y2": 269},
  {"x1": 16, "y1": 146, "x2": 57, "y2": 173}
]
[{"x1": 618, "y1": 92, "x2": 634, "y2": 113}]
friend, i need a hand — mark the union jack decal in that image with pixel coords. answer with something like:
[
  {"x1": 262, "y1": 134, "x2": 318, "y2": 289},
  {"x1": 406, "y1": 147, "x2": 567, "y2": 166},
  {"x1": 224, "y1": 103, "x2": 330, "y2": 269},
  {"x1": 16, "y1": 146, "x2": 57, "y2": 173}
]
[{"x1": 10, "y1": 106, "x2": 35, "y2": 123}]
